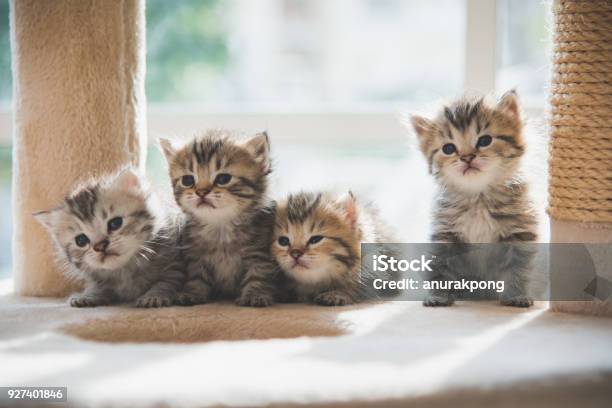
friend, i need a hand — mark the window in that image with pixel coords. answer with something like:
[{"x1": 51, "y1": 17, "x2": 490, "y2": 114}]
[
  {"x1": 0, "y1": 0, "x2": 553, "y2": 278},
  {"x1": 497, "y1": 0, "x2": 552, "y2": 107},
  {"x1": 146, "y1": 0, "x2": 466, "y2": 110},
  {"x1": 0, "y1": 1, "x2": 10, "y2": 279},
  {"x1": 0, "y1": 1, "x2": 9, "y2": 105}
]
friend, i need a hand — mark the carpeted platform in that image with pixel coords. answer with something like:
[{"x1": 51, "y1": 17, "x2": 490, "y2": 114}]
[{"x1": 1, "y1": 279, "x2": 611, "y2": 407}]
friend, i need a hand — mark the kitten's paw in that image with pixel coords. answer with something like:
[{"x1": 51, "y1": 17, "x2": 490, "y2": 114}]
[
  {"x1": 314, "y1": 291, "x2": 353, "y2": 306},
  {"x1": 423, "y1": 294, "x2": 454, "y2": 307},
  {"x1": 500, "y1": 295, "x2": 533, "y2": 308},
  {"x1": 69, "y1": 295, "x2": 103, "y2": 308},
  {"x1": 237, "y1": 292, "x2": 274, "y2": 307},
  {"x1": 135, "y1": 293, "x2": 174, "y2": 308},
  {"x1": 175, "y1": 292, "x2": 207, "y2": 306}
]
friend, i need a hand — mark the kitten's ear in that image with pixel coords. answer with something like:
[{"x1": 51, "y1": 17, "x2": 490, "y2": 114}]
[
  {"x1": 244, "y1": 131, "x2": 271, "y2": 172},
  {"x1": 334, "y1": 191, "x2": 358, "y2": 229},
  {"x1": 33, "y1": 207, "x2": 63, "y2": 231},
  {"x1": 113, "y1": 168, "x2": 143, "y2": 193},
  {"x1": 410, "y1": 115, "x2": 435, "y2": 141},
  {"x1": 498, "y1": 89, "x2": 520, "y2": 118},
  {"x1": 159, "y1": 138, "x2": 176, "y2": 162}
]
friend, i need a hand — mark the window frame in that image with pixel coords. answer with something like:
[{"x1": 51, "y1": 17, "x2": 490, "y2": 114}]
[{"x1": 0, "y1": 0, "x2": 548, "y2": 145}]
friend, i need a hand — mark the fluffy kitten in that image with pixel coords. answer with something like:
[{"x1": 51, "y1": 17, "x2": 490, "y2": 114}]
[
  {"x1": 410, "y1": 91, "x2": 538, "y2": 307},
  {"x1": 34, "y1": 168, "x2": 184, "y2": 308},
  {"x1": 272, "y1": 191, "x2": 393, "y2": 306},
  {"x1": 160, "y1": 129, "x2": 280, "y2": 307}
]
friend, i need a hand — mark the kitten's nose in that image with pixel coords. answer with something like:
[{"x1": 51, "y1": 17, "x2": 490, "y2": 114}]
[
  {"x1": 290, "y1": 249, "x2": 304, "y2": 260},
  {"x1": 93, "y1": 239, "x2": 109, "y2": 253},
  {"x1": 195, "y1": 188, "x2": 210, "y2": 198},
  {"x1": 460, "y1": 154, "x2": 476, "y2": 164}
]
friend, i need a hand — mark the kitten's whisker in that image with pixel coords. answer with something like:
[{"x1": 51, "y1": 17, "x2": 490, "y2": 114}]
[
  {"x1": 139, "y1": 245, "x2": 157, "y2": 256},
  {"x1": 137, "y1": 252, "x2": 151, "y2": 263}
]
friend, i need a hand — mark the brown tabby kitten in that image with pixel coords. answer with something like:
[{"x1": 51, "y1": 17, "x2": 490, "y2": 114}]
[
  {"x1": 160, "y1": 129, "x2": 280, "y2": 307},
  {"x1": 34, "y1": 168, "x2": 184, "y2": 308},
  {"x1": 272, "y1": 191, "x2": 393, "y2": 306},
  {"x1": 410, "y1": 91, "x2": 538, "y2": 307}
]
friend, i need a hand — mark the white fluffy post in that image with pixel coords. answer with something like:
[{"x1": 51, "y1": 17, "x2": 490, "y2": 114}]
[{"x1": 10, "y1": 0, "x2": 146, "y2": 296}]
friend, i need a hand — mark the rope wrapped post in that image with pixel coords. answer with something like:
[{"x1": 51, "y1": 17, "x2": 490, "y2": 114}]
[{"x1": 548, "y1": 0, "x2": 612, "y2": 316}]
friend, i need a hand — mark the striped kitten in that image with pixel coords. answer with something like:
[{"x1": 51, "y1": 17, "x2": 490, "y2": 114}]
[
  {"x1": 34, "y1": 168, "x2": 184, "y2": 308},
  {"x1": 410, "y1": 91, "x2": 538, "y2": 307},
  {"x1": 160, "y1": 129, "x2": 280, "y2": 307},
  {"x1": 272, "y1": 191, "x2": 393, "y2": 306}
]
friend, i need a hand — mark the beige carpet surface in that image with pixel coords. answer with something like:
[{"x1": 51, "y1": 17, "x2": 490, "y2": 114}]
[{"x1": 0, "y1": 279, "x2": 611, "y2": 407}]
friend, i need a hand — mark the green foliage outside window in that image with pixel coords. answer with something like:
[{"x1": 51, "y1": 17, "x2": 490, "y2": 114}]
[{"x1": 146, "y1": 0, "x2": 229, "y2": 103}]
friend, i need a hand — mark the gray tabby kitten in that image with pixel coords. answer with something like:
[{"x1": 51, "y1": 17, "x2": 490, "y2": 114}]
[
  {"x1": 410, "y1": 91, "x2": 538, "y2": 307},
  {"x1": 272, "y1": 191, "x2": 397, "y2": 306},
  {"x1": 160, "y1": 129, "x2": 280, "y2": 307},
  {"x1": 34, "y1": 168, "x2": 184, "y2": 308}
]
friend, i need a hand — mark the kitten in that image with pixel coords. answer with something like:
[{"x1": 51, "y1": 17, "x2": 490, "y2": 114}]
[
  {"x1": 272, "y1": 191, "x2": 394, "y2": 306},
  {"x1": 410, "y1": 90, "x2": 538, "y2": 307},
  {"x1": 160, "y1": 129, "x2": 280, "y2": 307},
  {"x1": 34, "y1": 168, "x2": 184, "y2": 308}
]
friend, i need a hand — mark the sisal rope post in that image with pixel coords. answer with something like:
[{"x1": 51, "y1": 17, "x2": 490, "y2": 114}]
[
  {"x1": 548, "y1": 0, "x2": 612, "y2": 316},
  {"x1": 548, "y1": 0, "x2": 612, "y2": 223}
]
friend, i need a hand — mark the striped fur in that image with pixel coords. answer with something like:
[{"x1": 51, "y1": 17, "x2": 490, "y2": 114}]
[
  {"x1": 410, "y1": 91, "x2": 538, "y2": 307},
  {"x1": 160, "y1": 129, "x2": 281, "y2": 307},
  {"x1": 34, "y1": 168, "x2": 185, "y2": 308},
  {"x1": 272, "y1": 191, "x2": 394, "y2": 306}
]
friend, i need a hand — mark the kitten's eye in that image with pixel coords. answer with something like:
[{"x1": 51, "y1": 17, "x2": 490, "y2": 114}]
[
  {"x1": 308, "y1": 235, "x2": 324, "y2": 245},
  {"x1": 477, "y1": 135, "x2": 492, "y2": 148},
  {"x1": 442, "y1": 143, "x2": 456, "y2": 155},
  {"x1": 108, "y1": 217, "x2": 123, "y2": 232},
  {"x1": 214, "y1": 173, "x2": 232, "y2": 186},
  {"x1": 181, "y1": 175, "x2": 195, "y2": 187},
  {"x1": 278, "y1": 236, "x2": 290, "y2": 246},
  {"x1": 75, "y1": 234, "x2": 90, "y2": 248}
]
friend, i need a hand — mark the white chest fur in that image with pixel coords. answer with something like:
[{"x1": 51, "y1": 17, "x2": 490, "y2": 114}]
[
  {"x1": 196, "y1": 223, "x2": 236, "y2": 244},
  {"x1": 454, "y1": 200, "x2": 499, "y2": 243},
  {"x1": 192, "y1": 223, "x2": 243, "y2": 294},
  {"x1": 207, "y1": 249, "x2": 242, "y2": 294}
]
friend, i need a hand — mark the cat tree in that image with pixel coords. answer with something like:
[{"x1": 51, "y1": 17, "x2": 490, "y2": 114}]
[
  {"x1": 548, "y1": 0, "x2": 612, "y2": 315},
  {"x1": 9, "y1": 0, "x2": 611, "y2": 317},
  {"x1": 4, "y1": 2, "x2": 611, "y2": 406},
  {"x1": 11, "y1": 0, "x2": 146, "y2": 296}
]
